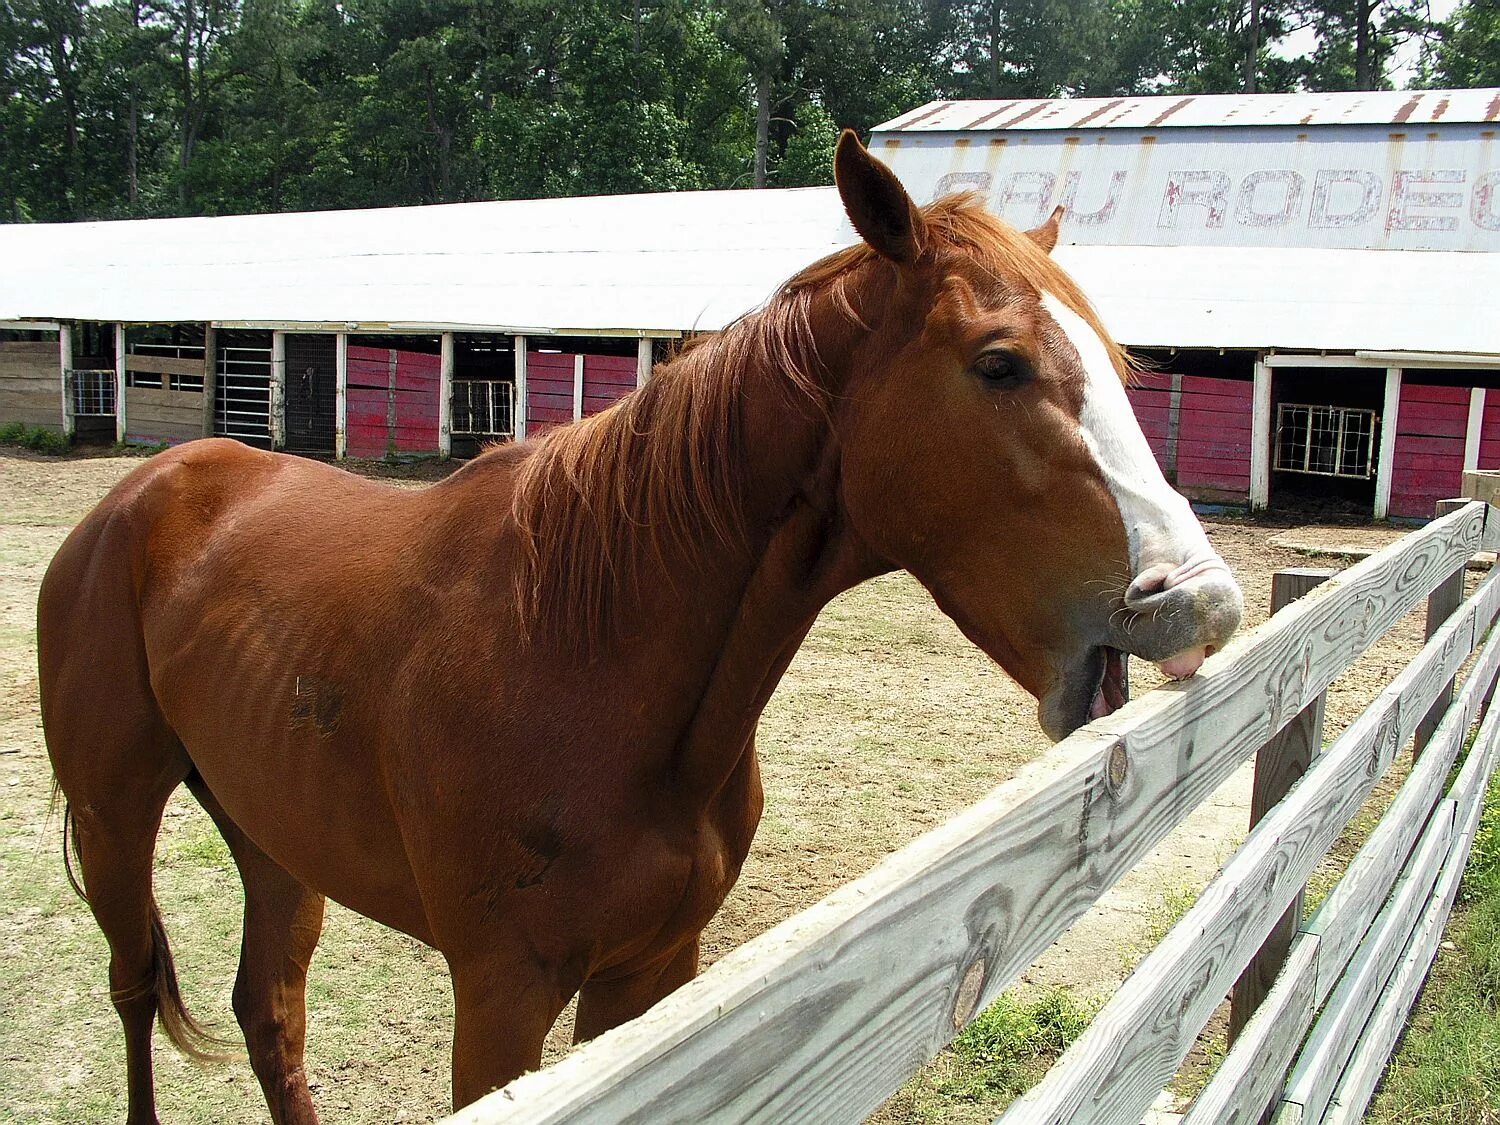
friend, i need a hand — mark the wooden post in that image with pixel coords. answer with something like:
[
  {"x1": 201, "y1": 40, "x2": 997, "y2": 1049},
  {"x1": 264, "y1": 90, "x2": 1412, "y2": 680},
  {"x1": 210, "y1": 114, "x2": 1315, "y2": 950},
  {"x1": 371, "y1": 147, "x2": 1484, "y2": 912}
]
[
  {"x1": 573, "y1": 353, "x2": 585, "y2": 420},
  {"x1": 513, "y1": 334, "x2": 528, "y2": 440},
  {"x1": 637, "y1": 337, "x2": 653, "y2": 387},
  {"x1": 1414, "y1": 498, "x2": 1470, "y2": 757},
  {"x1": 1229, "y1": 566, "x2": 1337, "y2": 1049},
  {"x1": 58, "y1": 323, "x2": 73, "y2": 437},
  {"x1": 1250, "y1": 358, "x2": 1271, "y2": 510},
  {"x1": 439, "y1": 332, "x2": 454, "y2": 458},
  {"x1": 201, "y1": 324, "x2": 217, "y2": 438},
  {"x1": 1373, "y1": 367, "x2": 1401, "y2": 520},
  {"x1": 1464, "y1": 387, "x2": 1485, "y2": 472},
  {"x1": 114, "y1": 323, "x2": 127, "y2": 443},
  {"x1": 1165, "y1": 371, "x2": 1183, "y2": 483},
  {"x1": 270, "y1": 331, "x2": 287, "y2": 449},
  {"x1": 335, "y1": 332, "x2": 348, "y2": 459}
]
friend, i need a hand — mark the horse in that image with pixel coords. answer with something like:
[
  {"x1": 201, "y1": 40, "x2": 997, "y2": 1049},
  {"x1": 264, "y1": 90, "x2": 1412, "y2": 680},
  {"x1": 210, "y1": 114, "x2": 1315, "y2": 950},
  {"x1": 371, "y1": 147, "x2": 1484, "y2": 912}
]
[{"x1": 38, "y1": 131, "x2": 1242, "y2": 1124}]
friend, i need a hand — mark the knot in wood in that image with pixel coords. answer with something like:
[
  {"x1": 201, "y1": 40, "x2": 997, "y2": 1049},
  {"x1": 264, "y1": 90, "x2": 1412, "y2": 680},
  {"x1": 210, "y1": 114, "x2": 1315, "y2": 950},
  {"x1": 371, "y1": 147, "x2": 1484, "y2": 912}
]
[
  {"x1": 1106, "y1": 741, "x2": 1129, "y2": 794},
  {"x1": 952, "y1": 959, "x2": 986, "y2": 1030}
]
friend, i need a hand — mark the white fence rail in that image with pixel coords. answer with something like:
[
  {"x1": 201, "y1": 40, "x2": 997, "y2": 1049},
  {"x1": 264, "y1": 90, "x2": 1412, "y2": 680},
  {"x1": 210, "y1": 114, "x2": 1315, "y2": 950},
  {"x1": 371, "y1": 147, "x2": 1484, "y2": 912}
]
[{"x1": 443, "y1": 499, "x2": 1500, "y2": 1125}]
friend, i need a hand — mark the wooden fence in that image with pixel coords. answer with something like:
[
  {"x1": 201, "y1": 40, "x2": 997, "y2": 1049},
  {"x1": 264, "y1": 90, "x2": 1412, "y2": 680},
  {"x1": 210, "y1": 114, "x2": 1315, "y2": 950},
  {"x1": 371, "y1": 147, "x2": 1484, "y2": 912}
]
[{"x1": 444, "y1": 496, "x2": 1500, "y2": 1125}]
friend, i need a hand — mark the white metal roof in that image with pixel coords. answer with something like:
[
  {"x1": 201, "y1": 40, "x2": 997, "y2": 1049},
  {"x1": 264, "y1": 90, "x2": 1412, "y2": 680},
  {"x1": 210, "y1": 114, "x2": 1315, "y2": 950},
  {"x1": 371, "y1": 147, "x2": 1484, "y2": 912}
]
[
  {"x1": 0, "y1": 187, "x2": 850, "y2": 335},
  {"x1": 876, "y1": 88, "x2": 1500, "y2": 133},
  {"x1": 1, "y1": 185, "x2": 1497, "y2": 357}
]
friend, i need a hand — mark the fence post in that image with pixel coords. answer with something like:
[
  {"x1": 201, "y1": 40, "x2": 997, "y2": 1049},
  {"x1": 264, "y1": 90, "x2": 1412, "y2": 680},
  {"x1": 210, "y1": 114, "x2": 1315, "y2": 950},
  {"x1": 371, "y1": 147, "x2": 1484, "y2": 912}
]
[
  {"x1": 1413, "y1": 498, "x2": 1470, "y2": 757},
  {"x1": 1228, "y1": 567, "x2": 1336, "y2": 1048}
]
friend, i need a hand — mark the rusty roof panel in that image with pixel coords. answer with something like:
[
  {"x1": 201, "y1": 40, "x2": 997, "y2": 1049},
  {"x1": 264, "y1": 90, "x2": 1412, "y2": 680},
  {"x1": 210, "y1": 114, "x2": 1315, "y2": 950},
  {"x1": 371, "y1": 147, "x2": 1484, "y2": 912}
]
[{"x1": 875, "y1": 89, "x2": 1500, "y2": 132}]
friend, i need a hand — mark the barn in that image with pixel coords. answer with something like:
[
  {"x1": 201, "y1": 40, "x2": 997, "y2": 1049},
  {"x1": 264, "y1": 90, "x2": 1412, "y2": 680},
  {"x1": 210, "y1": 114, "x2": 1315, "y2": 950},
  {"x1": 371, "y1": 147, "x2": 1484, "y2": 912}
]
[
  {"x1": 872, "y1": 88, "x2": 1500, "y2": 519},
  {"x1": 2, "y1": 88, "x2": 1498, "y2": 521}
]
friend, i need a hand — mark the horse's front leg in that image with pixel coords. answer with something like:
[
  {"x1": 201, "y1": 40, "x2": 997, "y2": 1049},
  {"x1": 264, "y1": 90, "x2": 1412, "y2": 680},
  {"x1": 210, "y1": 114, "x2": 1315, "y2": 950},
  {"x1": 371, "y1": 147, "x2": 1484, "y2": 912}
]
[
  {"x1": 444, "y1": 945, "x2": 576, "y2": 1110},
  {"x1": 573, "y1": 938, "x2": 700, "y2": 1044}
]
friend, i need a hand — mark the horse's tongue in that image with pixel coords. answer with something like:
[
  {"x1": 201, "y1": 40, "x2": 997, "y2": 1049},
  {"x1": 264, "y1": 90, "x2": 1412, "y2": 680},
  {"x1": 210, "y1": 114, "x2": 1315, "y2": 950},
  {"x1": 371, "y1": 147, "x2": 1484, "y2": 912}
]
[{"x1": 1159, "y1": 646, "x2": 1209, "y2": 680}]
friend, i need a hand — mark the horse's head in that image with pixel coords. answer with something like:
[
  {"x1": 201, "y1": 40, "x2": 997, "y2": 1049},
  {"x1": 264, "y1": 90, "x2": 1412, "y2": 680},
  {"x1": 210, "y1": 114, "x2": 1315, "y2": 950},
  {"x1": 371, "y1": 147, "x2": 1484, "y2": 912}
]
[{"x1": 827, "y1": 132, "x2": 1242, "y2": 740}]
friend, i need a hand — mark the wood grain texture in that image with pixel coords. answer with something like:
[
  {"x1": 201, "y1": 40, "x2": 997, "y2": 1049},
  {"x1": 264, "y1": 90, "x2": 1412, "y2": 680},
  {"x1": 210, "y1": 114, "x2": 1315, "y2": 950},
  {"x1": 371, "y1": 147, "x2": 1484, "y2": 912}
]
[
  {"x1": 1230, "y1": 569, "x2": 1336, "y2": 1045},
  {"x1": 1187, "y1": 596, "x2": 1500, "y2": 1125},
  {"x1": 997, "y1": 548, "x2": 1491, "y2": 1125},
  {"x1": 125, "y1": 353, "x2": 207, "y2": 378},
  {"x1": 444, "y1": 505, "x2": 1484, "y2": 1125},
  {"x1": 1182, "y1": 934, "x2": 1321, "y2": 1125},
  {"x1": 1318, "y1": 707, "x2": 1500, "y2": 1124},
  {"x1": 1278, "y1": 803, "x2": 1455, "y2": 1123},
  {"x1": 1416, "y1": 500, "x2": 1470, "y2": 755}
]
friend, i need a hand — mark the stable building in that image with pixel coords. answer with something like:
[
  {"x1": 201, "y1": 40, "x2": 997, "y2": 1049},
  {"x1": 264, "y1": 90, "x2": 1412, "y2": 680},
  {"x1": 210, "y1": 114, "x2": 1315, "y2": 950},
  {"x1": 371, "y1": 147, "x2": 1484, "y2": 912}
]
[
  {"x1": 872, "y1": 88, "x2": 1500, "y2": 519},
  {"x1": 2, "y1": 88, "x2": 1499, "y2": 521}
]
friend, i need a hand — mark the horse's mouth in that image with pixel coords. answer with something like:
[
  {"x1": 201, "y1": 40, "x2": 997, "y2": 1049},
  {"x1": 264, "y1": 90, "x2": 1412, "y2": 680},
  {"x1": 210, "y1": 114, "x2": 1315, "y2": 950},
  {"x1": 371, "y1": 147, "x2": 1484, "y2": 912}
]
[{"x1": 1089, "y1": 645, "x2": 1128, "y2": 722}]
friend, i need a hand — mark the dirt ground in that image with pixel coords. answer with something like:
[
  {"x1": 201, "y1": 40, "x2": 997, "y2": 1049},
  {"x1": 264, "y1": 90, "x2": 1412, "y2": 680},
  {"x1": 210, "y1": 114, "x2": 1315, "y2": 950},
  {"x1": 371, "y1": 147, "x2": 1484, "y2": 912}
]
[{"x1": 0, "y1": 449, "x2": 1435, "y2": 1123}]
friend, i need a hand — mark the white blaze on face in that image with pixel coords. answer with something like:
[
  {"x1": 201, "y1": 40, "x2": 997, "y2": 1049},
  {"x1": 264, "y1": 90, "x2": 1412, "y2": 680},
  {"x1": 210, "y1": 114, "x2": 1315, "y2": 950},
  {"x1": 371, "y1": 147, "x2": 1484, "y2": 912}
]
[{"x1": 1039, "y1": 291, "x2": 1216, "y2": 579}]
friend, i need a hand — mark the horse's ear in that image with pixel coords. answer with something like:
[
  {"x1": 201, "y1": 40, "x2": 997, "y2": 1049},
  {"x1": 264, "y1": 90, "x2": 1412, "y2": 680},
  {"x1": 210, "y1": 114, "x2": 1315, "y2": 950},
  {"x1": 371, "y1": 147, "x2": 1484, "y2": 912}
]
[
  {"x1": 834, "y1": 130, "x2": 927, "y2": 265},
  {"x1": 1026, "y1": 206, "x2": 1065, "y2": 253}
]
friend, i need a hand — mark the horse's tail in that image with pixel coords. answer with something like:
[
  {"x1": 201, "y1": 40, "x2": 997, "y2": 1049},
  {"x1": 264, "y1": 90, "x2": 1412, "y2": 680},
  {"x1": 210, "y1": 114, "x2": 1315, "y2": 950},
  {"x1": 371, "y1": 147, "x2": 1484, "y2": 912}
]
[{"x1": 53, "y1": 782, "x2": 230, "y2": 1062}]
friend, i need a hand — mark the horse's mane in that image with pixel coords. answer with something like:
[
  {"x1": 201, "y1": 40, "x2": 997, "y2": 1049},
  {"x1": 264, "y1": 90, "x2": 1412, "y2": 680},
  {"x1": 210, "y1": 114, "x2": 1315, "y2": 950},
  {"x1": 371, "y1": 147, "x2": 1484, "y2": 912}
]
[{"x1": 508, "y1": 193, "x2": 1129, "y2": 655}]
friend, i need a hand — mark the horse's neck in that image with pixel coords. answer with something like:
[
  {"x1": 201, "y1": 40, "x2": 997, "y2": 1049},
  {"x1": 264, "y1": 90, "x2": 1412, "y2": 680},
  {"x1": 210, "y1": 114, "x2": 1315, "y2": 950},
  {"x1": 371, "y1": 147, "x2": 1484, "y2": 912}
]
[{"x1": 662, "y1": 353, "x2": 885, "y2": 801}]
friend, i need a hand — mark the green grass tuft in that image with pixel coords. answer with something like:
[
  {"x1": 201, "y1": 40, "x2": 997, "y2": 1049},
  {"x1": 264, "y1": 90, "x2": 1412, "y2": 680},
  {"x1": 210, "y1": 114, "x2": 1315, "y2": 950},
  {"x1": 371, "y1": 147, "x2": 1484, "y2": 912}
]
[
  {"x1": 1370, "y1": 773, "x2": 1500, "y2": 1123},
  {"x1": 940, "y1": 989, "x2": 1097, "y2": 1105},
  {"x1": 0, "y1": 421, "x2": 70, "y2": 455}
]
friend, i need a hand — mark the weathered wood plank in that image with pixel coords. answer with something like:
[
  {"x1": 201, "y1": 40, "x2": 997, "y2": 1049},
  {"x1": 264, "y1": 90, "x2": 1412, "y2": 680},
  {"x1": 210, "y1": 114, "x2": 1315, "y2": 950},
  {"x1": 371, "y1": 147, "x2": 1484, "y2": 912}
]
[
  {"x1": 1415, "y1": 499, "x2": 1470, "y2": 755},
  {"x1": 1278, "y1": 803, "x2": 1455, "y2": 1123},
  {"x1": 1182, "y1": 934, "x2": 1321, "y2": 1125},
  {"x1": 1320, "y1": 708, "x2": 1500, "y2": 1124},
  {"x1": 1182, "y1": 600, "x2": 1500, "y2": 1125},
  {"x1": 996, "y1": 551, "x2": 1491, "y2": 1125},
  {"x1": 1230, "y1": 568, "x2": 1336, "y2": 1044},
  {"x1": 125, "y1": 352, "x2": 208, "y2": 377},
  {"x1": 125, "y1": 386, "x2": 203, "y2": 411},
  {"x1": 450, "y1": 505, "x2": 1484, "y2": 1125}
]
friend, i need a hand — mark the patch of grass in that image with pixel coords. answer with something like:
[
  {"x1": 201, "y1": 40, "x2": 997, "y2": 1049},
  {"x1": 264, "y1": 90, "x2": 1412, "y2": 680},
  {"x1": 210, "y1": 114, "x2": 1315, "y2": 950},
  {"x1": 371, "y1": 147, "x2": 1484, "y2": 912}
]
[
  {"x1": 885, "y1": 988, "x2": 1099, "y2": 1121},
  {"x1": 0, "y1": 421, "x2": 70, "y2": 455},
  {"x1": 1369, "y1": 773, "x2": 1500, "y2": 1124},
  {"x1": 1122, "y1": 884, "x2": 1199, "y2": 972}
]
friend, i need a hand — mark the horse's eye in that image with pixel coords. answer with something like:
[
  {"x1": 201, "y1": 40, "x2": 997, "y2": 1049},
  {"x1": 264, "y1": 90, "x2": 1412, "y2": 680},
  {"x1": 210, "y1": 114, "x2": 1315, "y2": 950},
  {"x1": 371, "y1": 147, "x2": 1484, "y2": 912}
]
[{"x1": 973, "y1": 352, "x2": 1027, "y2": 388}]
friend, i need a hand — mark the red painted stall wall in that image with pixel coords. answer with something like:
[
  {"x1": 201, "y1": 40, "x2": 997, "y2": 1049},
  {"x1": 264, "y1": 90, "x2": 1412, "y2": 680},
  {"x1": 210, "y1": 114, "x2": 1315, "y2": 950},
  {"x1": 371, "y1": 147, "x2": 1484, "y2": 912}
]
[
  {"x1": 1389, "y1": 384, "x2": 1468, "y2": 519},
  {"x1": 1125, "y1": 371, "x2": 1172, "y2": 465},
  {"x1": 1176, "y1": 376, "x2": 1253, "y2": 499},
  {"x1": 583, "y1": 354, "x2": 638, "y2": 415},
  {"x1": 1477, "y1": 388, "x2": 1500, "y2": 471},
  {"x1": 527, "y1": 352, "x2": 637, "y2": 434},
  {"x1": 346, "y1": 346, "x2": 441, "y2": 457},
  {"x1": 526, "y1": 353, "x2": 575, "y2": 433}
]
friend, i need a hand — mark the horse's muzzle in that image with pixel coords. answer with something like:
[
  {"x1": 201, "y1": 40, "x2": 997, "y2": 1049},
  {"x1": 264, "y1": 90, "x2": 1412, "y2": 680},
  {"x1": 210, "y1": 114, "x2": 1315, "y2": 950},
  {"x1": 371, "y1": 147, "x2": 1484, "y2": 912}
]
[{"x1": 1113, "y1": 555, "x2": 1243, "y2": 675}]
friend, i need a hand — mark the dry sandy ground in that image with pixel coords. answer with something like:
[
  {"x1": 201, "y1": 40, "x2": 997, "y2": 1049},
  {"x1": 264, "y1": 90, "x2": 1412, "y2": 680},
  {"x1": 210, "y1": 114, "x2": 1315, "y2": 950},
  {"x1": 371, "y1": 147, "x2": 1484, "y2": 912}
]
[{"x1": 0, "y1": 449, "x2": 1432, "y2": 1123}]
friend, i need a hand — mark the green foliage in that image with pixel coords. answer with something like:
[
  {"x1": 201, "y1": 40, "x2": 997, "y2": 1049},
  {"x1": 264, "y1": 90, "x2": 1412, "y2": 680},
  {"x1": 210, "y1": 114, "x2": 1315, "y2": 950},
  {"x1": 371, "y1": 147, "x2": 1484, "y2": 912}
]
[
  {"x1": 0, "y1": 0, "x2": 1487, "y2": 223},
  {"x1": 940, "y1": 988, "x2": 1097, "y2": 1104},
  {"x1": 0, "y1": 421, "x2": 69, "y2": 454},
  {"x1": 1371, "y1": 775, "x2": 1500, "y2": 1122}
]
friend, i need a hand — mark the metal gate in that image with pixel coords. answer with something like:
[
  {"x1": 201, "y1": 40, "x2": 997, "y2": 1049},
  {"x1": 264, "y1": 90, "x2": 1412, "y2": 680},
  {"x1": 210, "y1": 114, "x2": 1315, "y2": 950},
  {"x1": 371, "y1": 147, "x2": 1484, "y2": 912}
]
[
  {"x1": 214, "y1": 336, "x2": 272, "y2": 447},
  {"x1": 283, "y1": 334, "x2": 336, "y2": 453}
]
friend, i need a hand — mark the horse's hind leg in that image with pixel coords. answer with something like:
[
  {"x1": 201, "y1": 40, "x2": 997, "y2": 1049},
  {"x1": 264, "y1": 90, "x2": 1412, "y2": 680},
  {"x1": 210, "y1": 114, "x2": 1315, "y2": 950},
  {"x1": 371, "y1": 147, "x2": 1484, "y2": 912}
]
[
  {"x1": 58, "y1": 739, "x2": 196, "y2": 1125},
  {"x1": 186, "y1": 776, "x2": 324, "y2": 1125}
]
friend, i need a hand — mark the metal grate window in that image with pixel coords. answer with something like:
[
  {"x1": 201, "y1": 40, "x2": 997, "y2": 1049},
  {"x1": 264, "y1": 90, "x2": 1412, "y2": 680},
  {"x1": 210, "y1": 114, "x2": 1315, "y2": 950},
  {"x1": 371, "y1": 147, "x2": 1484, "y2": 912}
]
[
  {"x1": 214, "y1": 345, "x2": 272, "y2": 442},
  {"x1": 70, "y1": 369, "x2": 116, "y2": 416},
  {"x1": 1274, "y1": 403, "x2": 1378, "y2": 480},
  {"x1": 452, "y1": 380, "x2": 515, "y2": 439}
]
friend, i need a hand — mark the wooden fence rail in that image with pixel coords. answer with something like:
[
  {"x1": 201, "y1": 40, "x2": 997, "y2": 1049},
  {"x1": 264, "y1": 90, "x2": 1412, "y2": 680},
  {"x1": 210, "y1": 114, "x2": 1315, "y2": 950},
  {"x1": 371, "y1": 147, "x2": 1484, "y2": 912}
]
[{"x1": 443, "y1": 499, "x2": 1499, "y2": 1125}]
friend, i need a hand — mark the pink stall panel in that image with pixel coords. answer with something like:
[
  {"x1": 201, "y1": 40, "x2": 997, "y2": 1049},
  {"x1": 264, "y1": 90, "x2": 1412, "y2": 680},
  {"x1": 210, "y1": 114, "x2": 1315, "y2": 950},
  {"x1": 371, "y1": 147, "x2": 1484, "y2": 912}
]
[
  {"x1": 1176, "y1": 377, "x2": 1252, "y2": 498},
  {"x1": 1478, "y1": 388, "x2": 1500, "y2": 470},
  {"x1": 1389, "y1": 383, "x2": 1468, "y2": 520},
  {"x1": 526, "y1": 353, "x2": 576, "y2": 434},
  {"x1": 583, "y1": 354, "x2": 638, "y2": 415},
  {"x1": 1126, "y1": 370, "x2": 1172, "y2": 462},
  {"x1": 345, "y1": 346, "x2": 441, "y2": 457}
]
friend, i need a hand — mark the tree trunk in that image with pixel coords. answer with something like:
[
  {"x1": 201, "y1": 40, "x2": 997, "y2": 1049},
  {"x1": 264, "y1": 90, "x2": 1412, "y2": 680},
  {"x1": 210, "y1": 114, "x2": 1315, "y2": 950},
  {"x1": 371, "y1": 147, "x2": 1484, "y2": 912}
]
[
  {"x1": 1355, "y1": 0, "x2": 1374, "y2": 89},
  {"x1": 1243, "y1": 0, "x2": 1260, "y2": 93},
  {"x1": 128, "y1": 96, "x2": 139, "y2": 206},
  {"x1": 754, "y1": 73, "x2": 770, "y2": 188},
  {"x1": 987, "y1": 3, "x2": 1003, "y2": 97}
]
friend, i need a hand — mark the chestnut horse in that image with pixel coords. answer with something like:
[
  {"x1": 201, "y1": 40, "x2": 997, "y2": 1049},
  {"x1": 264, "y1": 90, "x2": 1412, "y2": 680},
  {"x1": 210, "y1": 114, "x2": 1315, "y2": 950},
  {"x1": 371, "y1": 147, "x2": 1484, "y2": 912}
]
[{"x1": 39, "y1": 133, "x2": 1242, "y2": 1123}]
